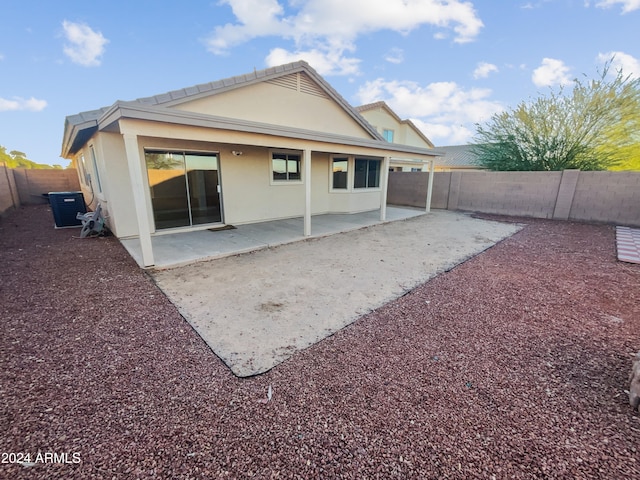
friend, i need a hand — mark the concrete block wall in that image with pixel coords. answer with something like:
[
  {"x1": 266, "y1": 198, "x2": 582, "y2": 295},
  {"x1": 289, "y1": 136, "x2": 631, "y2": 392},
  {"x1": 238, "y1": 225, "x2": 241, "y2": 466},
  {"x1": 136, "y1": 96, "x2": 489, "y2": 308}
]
[
  {"x1": 387, "y1": 172, "x2": 450, "y2": 209},
  {"x1": 0, "y1": 164, "x2": 20, "y2": 216},
  {"x1": 570, "y1": 171, "x2": 640, "y2": 226},
  {"x1": 455, "y1": 171, "x2": 562, "y2": 218},
  {"x1": 387, "y1": 169, "x2": 640, "y2": 227},
  {"x1": 12, "y1": 169, "x2": 81, "y2": 205}
]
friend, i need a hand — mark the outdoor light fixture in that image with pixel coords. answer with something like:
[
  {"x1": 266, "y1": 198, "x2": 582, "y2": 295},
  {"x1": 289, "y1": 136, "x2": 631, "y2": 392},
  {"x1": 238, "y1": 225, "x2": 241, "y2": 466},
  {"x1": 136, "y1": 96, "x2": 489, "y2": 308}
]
[{"x1": 232, "y1": 150, "x2": 243, "y2": 156}]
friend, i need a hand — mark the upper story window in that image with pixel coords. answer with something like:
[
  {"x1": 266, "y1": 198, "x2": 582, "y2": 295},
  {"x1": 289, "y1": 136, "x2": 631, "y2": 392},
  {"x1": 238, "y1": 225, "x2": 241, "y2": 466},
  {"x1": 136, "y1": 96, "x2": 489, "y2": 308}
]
[
  {"x1": 383, "y1": 129, "x2": 394, "y2": 142},
  {"x1": 272, "y1": 153, "x2": 301, "y2": 181}
]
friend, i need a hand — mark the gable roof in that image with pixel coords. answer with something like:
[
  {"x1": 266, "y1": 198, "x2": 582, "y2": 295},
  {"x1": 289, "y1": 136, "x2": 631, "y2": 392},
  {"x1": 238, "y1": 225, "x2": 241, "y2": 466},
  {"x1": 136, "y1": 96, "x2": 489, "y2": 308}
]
[
  {"x1": 62, "y1": 61, "x2": 385, "y2": 157},
  {"x1": 356, "y1": 101, "x2": 434, "y2": 148}
]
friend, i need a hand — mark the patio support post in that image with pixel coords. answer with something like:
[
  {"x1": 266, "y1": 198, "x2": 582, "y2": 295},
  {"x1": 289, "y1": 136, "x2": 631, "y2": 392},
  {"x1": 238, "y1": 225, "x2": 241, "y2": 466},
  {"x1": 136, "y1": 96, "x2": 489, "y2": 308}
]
[
  {"x1": 303, "y1": 148, "x2": 311, "y2": 236},
  {"x1": 122, "y1": 133, "x2": 155, "y2": 267},
  {"x1": 380, "y1": 156, "x2": 390, "y2": 221},
  {"x1": 425, "y1": 158, "x2": 435, "y2": 213}
]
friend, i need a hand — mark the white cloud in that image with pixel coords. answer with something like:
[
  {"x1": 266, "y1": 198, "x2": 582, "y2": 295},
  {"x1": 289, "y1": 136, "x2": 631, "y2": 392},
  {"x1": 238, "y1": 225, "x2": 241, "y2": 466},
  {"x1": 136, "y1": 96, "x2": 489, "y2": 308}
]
[
  {"x1": 265, "y1": 47, "x2": 360, "y2": 76},
  {"x1": 595, "y1": 0, "x2": 640, "y2": 13},
  {"x1": 355, "y1": 78, "x2": 503, "y2": 145},
  {"x1": 207, "y1": 0, "x2": 483, "y2": 74},
  {"x1": 473, "y1": 62, "x2": 498, "y2": 79},
  {"x1": 384, "y1": 48, "x2": 404, "y2": 65},
  {"x1": 0, "y1": 96, "x2": 47, "y2": 112},
  {"x1": 532, "y1": 58, "x2": 572, "y2": 87},
  {"x1": 62, "y1": 20, "x2": 109, "y2": 67},
  {"x1": 597, "y1": 51, "x2": 640, "y2": 78}
]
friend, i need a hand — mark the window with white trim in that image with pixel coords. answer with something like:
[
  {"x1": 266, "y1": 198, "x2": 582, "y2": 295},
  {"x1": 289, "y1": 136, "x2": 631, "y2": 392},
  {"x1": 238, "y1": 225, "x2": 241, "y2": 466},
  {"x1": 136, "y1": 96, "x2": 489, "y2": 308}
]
[
  {"x1": 354, "y1": 157, "x2": 381, "y2": 189},
  {"x1": 383, "y1": 129, "x2": 394, "y2": 142},
  {"x1": 78, "y1": 154, "x2": 88, "y2": 186},
  {"x1": 272, "y1": 153, "x2": 301, "y2": 181},
  {"x1": 89, "y1": 145, "x2": 102, "y2": 193},
  {"x1": 332, "y1": 157, "x2": 349, "y2": 189}
]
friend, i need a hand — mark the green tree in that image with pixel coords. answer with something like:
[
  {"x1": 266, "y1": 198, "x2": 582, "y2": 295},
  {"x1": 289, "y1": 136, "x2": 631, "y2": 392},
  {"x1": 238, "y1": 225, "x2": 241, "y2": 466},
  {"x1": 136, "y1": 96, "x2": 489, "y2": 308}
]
[
  {"x1": 473, "y1": 63, "x2": 640, "y2": 171},
  {"x1": 0, "y1": 145, "x2": 60, "y2": 169}
]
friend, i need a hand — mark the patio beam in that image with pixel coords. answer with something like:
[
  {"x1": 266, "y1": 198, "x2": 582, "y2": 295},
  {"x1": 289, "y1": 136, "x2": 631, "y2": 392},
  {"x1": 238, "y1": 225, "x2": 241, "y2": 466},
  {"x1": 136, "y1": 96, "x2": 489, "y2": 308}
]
[
  {"x1": 122, "y1": 133, "x2": 155, "y2": 267},
  {"x1": 380, "y1": 156, "x2": 390, "y2": 221},
  {"x1": 304, "y1": 148, "x2": 311, "y2": 236}
]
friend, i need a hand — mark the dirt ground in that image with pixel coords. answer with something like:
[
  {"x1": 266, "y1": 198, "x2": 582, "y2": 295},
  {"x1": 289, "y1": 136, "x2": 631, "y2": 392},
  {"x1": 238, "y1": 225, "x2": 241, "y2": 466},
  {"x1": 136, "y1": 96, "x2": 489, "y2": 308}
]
[
  {"x1": 1, "y1": 205, "x2": 639, "y2": 479},
  {"x1": 152, "y1": 210, "x2": 522, "y2": 377}
]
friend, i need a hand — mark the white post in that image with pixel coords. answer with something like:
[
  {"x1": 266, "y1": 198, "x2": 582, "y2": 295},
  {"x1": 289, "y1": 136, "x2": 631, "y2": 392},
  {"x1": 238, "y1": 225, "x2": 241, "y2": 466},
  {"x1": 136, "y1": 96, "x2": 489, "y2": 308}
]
[
  {"x1": 380, "y1": 156, "x2": 390, "y2": 221},
  {"x1": 425, "y1": 158, "x2": 435, "y2": 213},
  {"x1": 122, "y1": 133, "x2": 155, "y2": 267},
  {"x1": 303, "y1": 149, "x2": 312, "y2": 236}
]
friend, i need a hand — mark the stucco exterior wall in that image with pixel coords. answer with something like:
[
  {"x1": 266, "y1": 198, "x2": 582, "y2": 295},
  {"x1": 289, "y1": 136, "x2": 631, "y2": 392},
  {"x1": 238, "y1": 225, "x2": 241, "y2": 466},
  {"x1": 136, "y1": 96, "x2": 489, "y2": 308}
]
[
  {"x1": 91, "y1": 122, "x2": 386, "y2": 239},
  {"x1": 358, "y1": 108, "x2": 431, "y2": 149},
  {"x1": 174, "y1": 80, "x2": 370, "y2": 139}
]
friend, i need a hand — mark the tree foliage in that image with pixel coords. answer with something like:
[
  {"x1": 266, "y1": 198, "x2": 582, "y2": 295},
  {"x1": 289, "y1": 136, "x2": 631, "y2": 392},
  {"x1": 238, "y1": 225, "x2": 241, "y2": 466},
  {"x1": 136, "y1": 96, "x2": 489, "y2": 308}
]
[
  {"x1": 473, "y1": 63, "x2": 640, "y2": 171},
  {"x1": 0, "y1": 145, "x2": 62, "y2": 169}
]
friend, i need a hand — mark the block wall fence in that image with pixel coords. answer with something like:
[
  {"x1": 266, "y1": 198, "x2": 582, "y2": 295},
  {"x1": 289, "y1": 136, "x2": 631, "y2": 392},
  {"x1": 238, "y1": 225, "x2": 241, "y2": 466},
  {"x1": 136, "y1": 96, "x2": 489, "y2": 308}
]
[
  {"x1": 388, "y1": 170, "x2": 640, "y2": 227},
  {"x1": 0, "y1": 166, "x2": 80, "y2": 216}
]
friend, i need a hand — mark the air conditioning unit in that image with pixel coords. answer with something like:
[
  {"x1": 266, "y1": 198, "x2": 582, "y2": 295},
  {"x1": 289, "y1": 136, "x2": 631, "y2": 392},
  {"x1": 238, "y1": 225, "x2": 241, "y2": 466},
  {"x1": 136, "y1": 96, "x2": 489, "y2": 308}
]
[{"x1": 48, "y1": 191, "x2": 87, "y2": 228}]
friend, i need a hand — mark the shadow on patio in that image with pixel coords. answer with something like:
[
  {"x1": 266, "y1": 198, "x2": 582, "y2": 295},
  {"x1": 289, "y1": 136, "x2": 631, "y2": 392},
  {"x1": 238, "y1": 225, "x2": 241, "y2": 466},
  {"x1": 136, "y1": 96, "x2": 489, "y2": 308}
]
[{"x1": 120, "y1": 206, "x2": 425, "y2": 269}]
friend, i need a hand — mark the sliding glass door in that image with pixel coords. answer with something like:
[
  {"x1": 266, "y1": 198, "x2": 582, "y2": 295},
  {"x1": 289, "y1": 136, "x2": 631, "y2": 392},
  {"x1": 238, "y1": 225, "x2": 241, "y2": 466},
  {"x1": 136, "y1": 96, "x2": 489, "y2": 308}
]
[{"x1": 145, "y1": 150, "x2": 222, "y2": 230}]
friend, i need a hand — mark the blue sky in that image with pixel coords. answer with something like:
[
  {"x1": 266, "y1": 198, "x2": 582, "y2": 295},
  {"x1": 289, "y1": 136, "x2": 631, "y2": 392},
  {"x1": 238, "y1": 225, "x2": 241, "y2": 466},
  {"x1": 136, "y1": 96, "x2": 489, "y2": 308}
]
[{"x1": 1, "y1": 0, "x2": 638, "y2": 167}]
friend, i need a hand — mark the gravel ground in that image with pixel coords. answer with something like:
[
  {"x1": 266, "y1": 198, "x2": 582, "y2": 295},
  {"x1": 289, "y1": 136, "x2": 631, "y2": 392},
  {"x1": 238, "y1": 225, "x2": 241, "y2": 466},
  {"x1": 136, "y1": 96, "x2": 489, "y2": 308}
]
[{"x1": 1, "y1": 205, "x2": 639, "y2": 479}]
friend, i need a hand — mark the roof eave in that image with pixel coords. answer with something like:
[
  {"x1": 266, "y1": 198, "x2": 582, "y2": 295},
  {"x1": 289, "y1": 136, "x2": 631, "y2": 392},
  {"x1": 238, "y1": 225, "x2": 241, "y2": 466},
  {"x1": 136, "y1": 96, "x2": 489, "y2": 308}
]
[{"x1": 96, "y1": 103, "x2": 443, "y2": 157}]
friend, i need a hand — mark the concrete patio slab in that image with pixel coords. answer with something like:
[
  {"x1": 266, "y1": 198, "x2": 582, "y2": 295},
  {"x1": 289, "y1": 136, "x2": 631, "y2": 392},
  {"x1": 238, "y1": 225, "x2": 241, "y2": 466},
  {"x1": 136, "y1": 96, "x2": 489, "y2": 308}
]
[
  {"x1": 121, "y1": 207, "x2": 425, "y2": 269},
  {"x1": 151, "y1": 210, "x2": 523, "y2": 377}
]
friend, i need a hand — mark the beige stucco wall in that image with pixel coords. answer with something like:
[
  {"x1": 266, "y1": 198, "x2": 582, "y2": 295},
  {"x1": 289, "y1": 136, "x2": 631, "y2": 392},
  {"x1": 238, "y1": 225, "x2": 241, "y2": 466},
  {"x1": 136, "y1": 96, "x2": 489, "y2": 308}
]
[
  {"x1": 358, "y1": 108, "x2": 431, "y2": 149},
  {"x1": 174, "y1": 80, "x2": 370, "y2": 139},
  {"x1": 90, "y1": 119, "x2": 391, "y2": 239}
]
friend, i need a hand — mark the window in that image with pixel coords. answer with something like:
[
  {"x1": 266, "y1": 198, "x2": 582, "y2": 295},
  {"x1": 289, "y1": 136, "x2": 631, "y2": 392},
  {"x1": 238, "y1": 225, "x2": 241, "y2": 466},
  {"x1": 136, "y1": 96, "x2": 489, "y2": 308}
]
[
  {"x1": 332, "y1": 157, "x2": 348, "y2": 189},
  {"x1": 89, "y1": 145, "x2": 102, "y2": 192},
  {"x1": 354, "y1": 158, "x2": 381, "y2": 189},
  {"x1": 383, "y1": 129, "x2": 394, "y2": 142},
  {"x1": 78, "y1": 154, "x2": 88, "y2": 185},
  {"x1": 272, "y1": 153, "x2": 301, "y2": 181}
]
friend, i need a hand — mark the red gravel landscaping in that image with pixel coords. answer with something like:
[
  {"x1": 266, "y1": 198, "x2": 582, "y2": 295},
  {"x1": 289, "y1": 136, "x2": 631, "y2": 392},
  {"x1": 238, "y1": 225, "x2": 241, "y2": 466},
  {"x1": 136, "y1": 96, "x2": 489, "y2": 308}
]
[{"x1": 1, "y1": 205, "x2": 639, "y2": 479}]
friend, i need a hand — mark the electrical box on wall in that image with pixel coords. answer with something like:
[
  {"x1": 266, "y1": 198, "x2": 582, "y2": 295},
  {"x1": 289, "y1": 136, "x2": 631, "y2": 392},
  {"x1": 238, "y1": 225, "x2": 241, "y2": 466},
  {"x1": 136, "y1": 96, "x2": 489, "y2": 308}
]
[{"x1": 48, "y1": 191, "x2": 87, "y2": 228}]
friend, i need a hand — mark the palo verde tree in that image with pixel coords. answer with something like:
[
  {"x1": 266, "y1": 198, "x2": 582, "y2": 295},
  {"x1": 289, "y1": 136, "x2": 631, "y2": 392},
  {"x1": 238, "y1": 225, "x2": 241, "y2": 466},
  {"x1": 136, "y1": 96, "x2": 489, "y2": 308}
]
[{"x1": 473, "y1": 62, "x2": 640, "y2": 171}]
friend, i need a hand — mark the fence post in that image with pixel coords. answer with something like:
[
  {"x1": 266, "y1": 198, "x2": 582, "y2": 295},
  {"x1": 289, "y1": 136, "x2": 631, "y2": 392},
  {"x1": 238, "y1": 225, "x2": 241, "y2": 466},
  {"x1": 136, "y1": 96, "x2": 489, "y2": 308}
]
[
  {"x1": 447, "y1": 171, "x2": 462, "y2": 210},
  {"x1": 552, "y1": 169, "x2": 580, "y2": 221}
]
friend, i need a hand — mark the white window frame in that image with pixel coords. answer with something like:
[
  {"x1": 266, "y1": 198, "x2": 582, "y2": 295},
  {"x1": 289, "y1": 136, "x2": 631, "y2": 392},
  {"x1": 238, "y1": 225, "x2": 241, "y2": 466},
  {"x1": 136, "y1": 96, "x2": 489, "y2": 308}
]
[
  {"x1": 329, "y1": 155, "x2": 383, "y2": 192},
  {"x1": 354, "y1": 157, "x2": 382, "y2": 190},
  {"x1": 329, "y1": 155, "x2": 351, "y2": 193},
  {"x1": 383, "y1": 129, "x2": 394, "y2": 142},
  {"x1": 77, "y1": 153, "x2": 89, "y2": 186},
  {"x1": 269, "y1": 150, "x2": 304, "y2": 185},
  {"x1": 89, "y1": 145, "x2": 103, "y2": 193}
]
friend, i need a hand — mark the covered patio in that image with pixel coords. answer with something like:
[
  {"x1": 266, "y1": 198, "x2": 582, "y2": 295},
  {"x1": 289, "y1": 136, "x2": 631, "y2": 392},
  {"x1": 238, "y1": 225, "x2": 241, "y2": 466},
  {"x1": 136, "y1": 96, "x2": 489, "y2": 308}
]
[{"x1": 120, "y1": 206, "x2": 426, "y2": 269}]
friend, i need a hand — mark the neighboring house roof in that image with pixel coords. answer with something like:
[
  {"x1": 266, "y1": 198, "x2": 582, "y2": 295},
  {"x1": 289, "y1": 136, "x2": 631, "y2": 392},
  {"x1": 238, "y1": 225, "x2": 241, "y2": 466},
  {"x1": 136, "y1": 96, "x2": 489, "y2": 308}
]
[
  {"x1": 62, "y1": 61, "x2": 413, "y2": 158},
  {"x1": 436, "y1": 144, "x2": 484, "y2": 169},
  {"x1": 356, "y1": 101, "x2": 435, "y2": 149}
]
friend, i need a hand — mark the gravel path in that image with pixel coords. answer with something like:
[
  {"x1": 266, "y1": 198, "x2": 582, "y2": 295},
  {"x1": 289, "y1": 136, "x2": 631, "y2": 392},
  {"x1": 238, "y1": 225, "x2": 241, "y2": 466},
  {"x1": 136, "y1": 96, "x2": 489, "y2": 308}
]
[{"x1": 1, "y1": 205, "x2": 639, "y2": 479}]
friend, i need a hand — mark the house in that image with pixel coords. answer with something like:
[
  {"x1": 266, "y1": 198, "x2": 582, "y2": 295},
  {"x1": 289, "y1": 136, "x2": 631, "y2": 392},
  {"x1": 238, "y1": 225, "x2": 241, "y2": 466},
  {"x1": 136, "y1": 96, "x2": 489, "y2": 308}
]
[
  {"x1": 61, "y1": 61, "x2": 440, "y2": 267},
  {"x1": 433, "y1": 144, "x2": 485, "y2": 171},
  {"x1": 356, "y1": 101, "x2": 435, "y2": 172}
]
